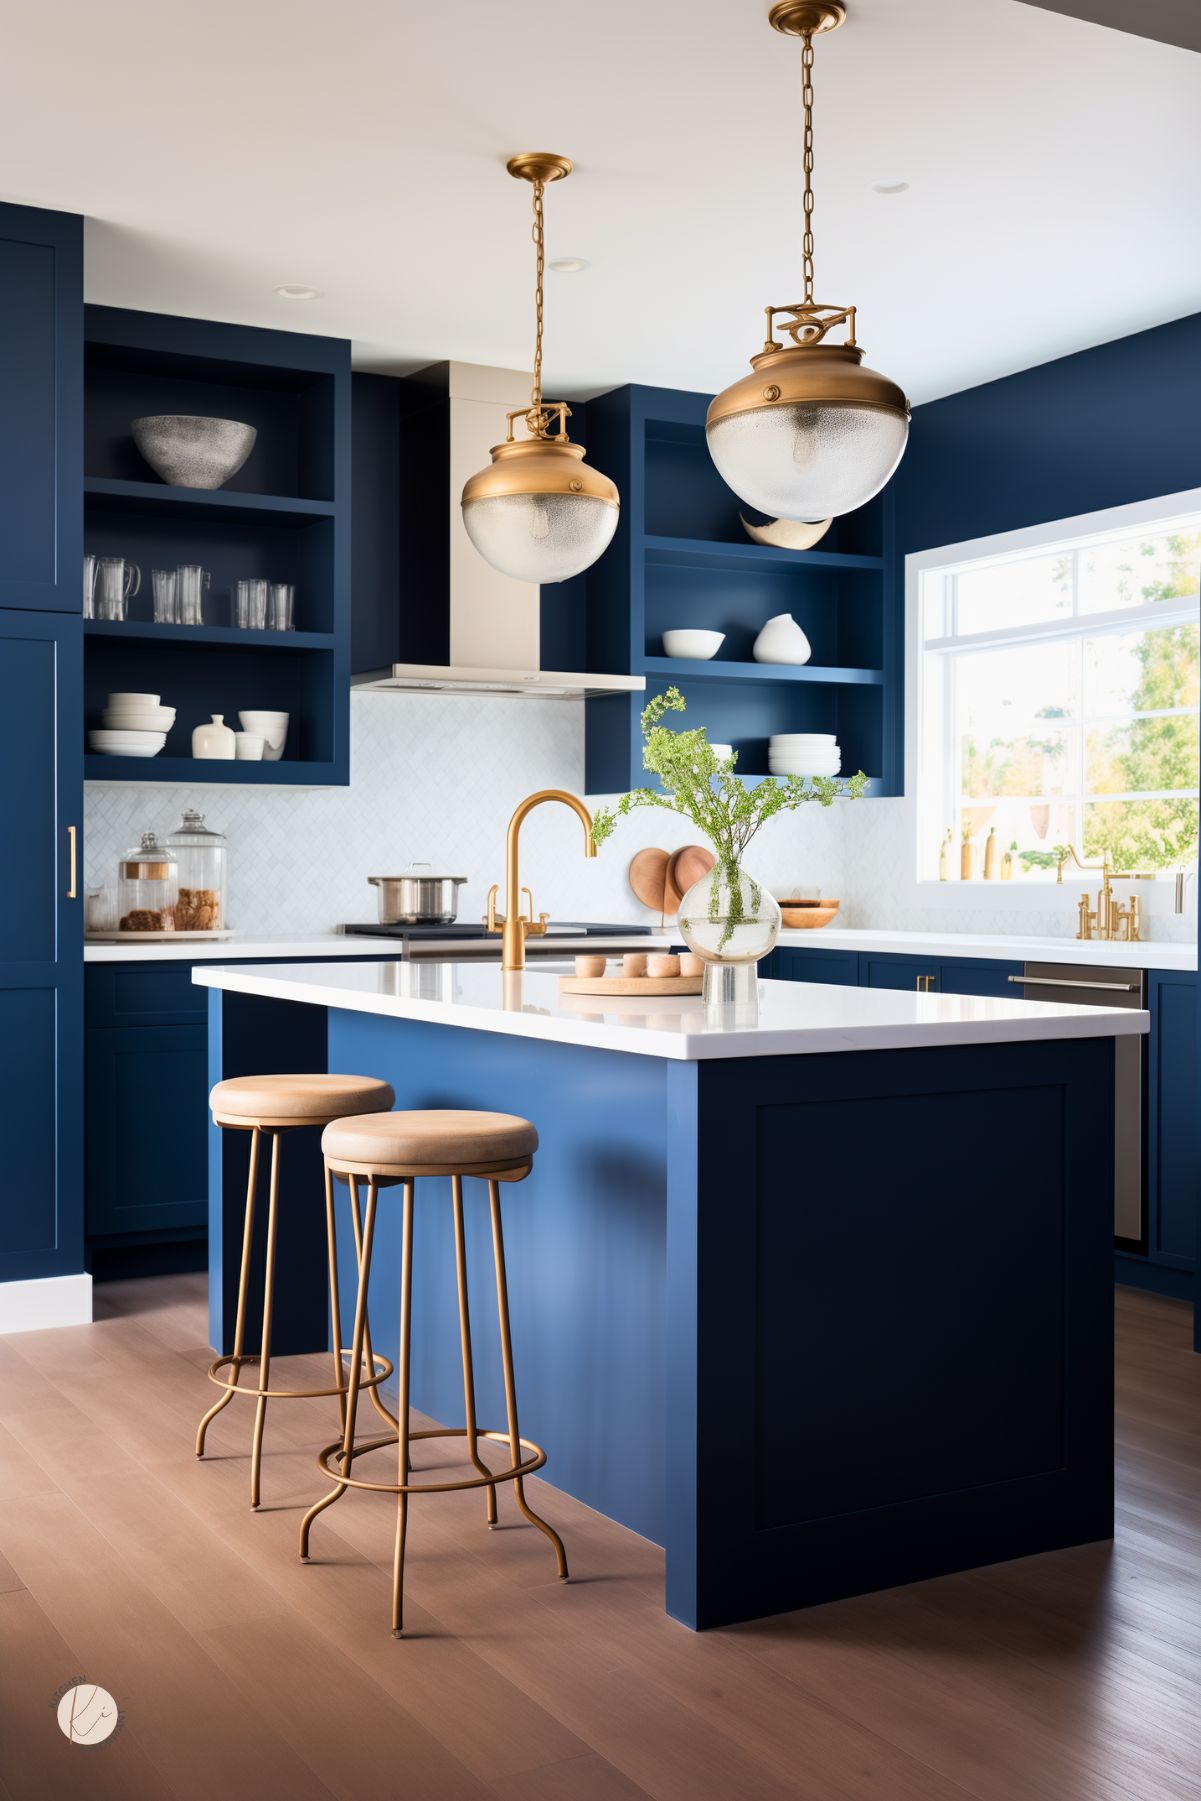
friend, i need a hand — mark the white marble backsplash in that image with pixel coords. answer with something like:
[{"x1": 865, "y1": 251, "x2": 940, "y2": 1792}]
[
  {"x1": 83, "y1": 692, "x2": 846, "y2": 935},
  {"x1": 84, "y1": 693, "x2": 1194, "y2": 943}
]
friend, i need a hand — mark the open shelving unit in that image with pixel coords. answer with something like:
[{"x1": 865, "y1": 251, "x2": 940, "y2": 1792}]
[
  {"x1": 578, "y1": 385, "x2": 900, "y2": 794},
  {"x1": 83, "y1": 306, "x2": 351, "y2": 786}
]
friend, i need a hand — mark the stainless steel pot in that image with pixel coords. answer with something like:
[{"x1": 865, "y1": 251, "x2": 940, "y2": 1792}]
[{"x1": 368, "y1": 868, "x2": 468, "y2": 924}]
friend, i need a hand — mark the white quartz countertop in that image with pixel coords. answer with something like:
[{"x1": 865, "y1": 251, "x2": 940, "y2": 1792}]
[
  {"x1": 193, "y1": 959, "x2": 1148, "y2": 1063},
  {"x1": 84, "y1": 932, "x2": 673, "y2": 964},
  {"x1": 775, "y1": 926, "x2": 1196, "y2": 972}
]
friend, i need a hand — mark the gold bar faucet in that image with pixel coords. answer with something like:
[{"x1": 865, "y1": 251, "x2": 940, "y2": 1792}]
[
  {"x1": 486, "y1": 789, "x2": 596, "y2": 970},
  {"x1": 1056, "y1": 844, "x2": 1155, "y2": 941}
]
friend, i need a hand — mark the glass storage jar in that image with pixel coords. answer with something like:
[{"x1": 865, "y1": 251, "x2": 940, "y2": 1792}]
[
  {"x1": 118, "y1": 833, "x2": 178, "y2": 932},
  {"x1": 165, "y1": 808, "x2": 227, "y2": 931}
]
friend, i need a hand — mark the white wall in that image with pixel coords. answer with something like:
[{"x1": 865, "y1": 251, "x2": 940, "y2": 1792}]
[{"x1": 84, "y1": 692, "x2": 846, "y2": 934}]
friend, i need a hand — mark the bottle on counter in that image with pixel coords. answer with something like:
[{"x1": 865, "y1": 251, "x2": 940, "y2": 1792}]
[
  {"x1": 960, "y1": 826, "x2": 975, "y2": 882},
  {"x1": 938, "y1": 827, "x2": 953, "y2": 882},
  {"x1": 1001, "y1": 840, "x2": 1017, "y2": 881},
  {"x1": 118, "y1": 832, "x2": 178, "y2": 932},
  {"x1": 983, "y1": 826, "x2": 997, "y2": 880},
  {"x1": 165, "y1": 807, "x2": 227, "y2": 932}
]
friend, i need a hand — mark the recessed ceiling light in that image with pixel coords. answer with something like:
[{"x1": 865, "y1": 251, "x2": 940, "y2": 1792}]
[
  {"x1": 273, "y1": 284, "x2": 323, "y2": 300},
  {"x1": 548, "y1": 257, "x2": 590, "y2": 274},
  {"x1": 870, "y1": 180, "x2": 910, "y2": 195}
]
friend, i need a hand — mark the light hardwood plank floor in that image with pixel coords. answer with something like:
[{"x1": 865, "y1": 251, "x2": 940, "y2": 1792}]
[{"x1": 0, "y1": 1277, "x2": 1196, "y2": 1801}]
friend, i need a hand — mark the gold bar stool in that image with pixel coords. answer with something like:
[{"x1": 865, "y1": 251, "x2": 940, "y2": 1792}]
[
  {"x1": 196, "y1": 1073, "x2": 397, "y2": 1508},
  {"x1": 298, "y1": 1108, "x2": 569, "y2": 1637}
]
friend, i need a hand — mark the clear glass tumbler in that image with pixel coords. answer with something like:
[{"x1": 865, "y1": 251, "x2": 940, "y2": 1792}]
[
  {"x1": 83, "y1": 554, "x2": 98, "y2": 619},
  {"x1": 176, "y1": 564, "x2": 210, "y2": 626},
  {"x1": 267, "y1": 582, "x2": 295, "y2": 631},
  {"x1": 234, "y1": 577, "x2": 268, "y2": 629},
  {"x1": 152, "y1": 568, "x2": 178, "y2": 624}
]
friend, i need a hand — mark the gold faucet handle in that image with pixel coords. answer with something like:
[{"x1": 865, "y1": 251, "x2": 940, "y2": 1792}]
[
  {"x1": 485, "y1": 883, "x2": 501, "y2": 934},
  {"x1": 521, "y1": 888, "x2": 549, "y2": 938}
]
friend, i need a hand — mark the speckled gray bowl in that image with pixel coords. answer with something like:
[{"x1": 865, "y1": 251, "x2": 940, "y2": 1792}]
[{"x1": 131, "y1": 415, "x2": 257, "y2": 490}]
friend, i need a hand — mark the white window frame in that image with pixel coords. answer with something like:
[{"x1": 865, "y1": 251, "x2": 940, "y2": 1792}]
[{"x1": 903, "y1": 487, "x2": 1201, "y2": 911}]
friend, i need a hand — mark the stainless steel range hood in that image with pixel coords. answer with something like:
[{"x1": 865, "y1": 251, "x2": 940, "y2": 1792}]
[{"x1": 353, "y1": 361, "x2": 643, "y2": 702}]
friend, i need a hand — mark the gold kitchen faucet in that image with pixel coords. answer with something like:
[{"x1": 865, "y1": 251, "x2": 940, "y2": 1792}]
[
  {"x1": 487, "y1": 789, "x2": 596, "y2": 969},
  {"x1": 1056, "y1": 844, "x2": 1155, "y2": 941}
]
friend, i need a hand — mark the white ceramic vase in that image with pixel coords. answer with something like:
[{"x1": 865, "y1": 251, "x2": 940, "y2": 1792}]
[
  {"x1": 192, "y1": 713, "x2": 236, "y2": 760},
  {"x1": 752, "y1": 613, "x2": 812, "y2": 666}
]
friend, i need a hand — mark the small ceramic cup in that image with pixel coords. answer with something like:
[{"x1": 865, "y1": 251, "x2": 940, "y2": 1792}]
[
  {"x1": 575, "y1": 955, "x2": 607, "y2": 978},
  {"x1": 647, "y1": 953, "x2": 681, "y2": 979},
  {"x1": 235, "y1": 731, "x2": 265, "y2": 761},
  {"x1": 678, "y1": 952, "x2": 703, "y2": 977},
  {"x1": 622, "y1": 953, "x2": 648, "y2": 978}
]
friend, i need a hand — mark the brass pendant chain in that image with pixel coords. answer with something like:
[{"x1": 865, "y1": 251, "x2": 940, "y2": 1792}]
[
  {"x1": 801, "y1": 28, "x2": 815, "y2": 306},
  {"x1": 530, "y1": 176, "x2": 546, "y2": 430}
]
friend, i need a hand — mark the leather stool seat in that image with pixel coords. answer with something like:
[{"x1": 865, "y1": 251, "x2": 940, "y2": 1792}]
[
  {"x1": 322, "y1": 1108, "x2": 537, "y2": 1173},
  {"x1": 210, "y1": 1073, "x2": 394, "y2": 1128}
]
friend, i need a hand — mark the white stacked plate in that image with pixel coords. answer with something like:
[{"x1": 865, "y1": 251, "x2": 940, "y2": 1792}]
[
  {"x1": 89, "y1": 729, "x2": 168, "y2": 758},
  {"x1": 769, "y1": 731, "x2": 840, "y2": 776},
  {"x1": 91, "y1": 691, "x2": 174, "y2": 756}
]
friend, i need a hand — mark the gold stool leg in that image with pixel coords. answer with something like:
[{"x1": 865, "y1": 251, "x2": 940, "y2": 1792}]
[
  {"x1": 348, "y1": 1175, "x2": 399, "y2": 1431},
  {"x1": 196, "y1": 1124, "x2": 261, "y2": 1457},
  {"x1": 392, "y1": 1179, "x2": 415, "y2": 1637},
  {"x1": 487, "y1": 1178, "x2": 568, "y2": 1580},
  {"x1": 249, "y1": 1130, "x2": 283, "y2": 1509},
  {"x1": 451, "y1": 1173, "x2": 498, "y2": 1526},
  {"x1": 300, "y1": 1179, "x2": 379, "y2": 1560},
  {"x1": 324, "y1": 1161, "x2": 347, "y2": 1434}
]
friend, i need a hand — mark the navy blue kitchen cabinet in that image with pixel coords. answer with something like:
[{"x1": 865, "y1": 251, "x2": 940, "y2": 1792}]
[
  {"x1": 1146, "y1": 970, "x2": 1197, "y2": 1271},
  {"x1": 0, "y1": 613, "x2": 84, "y2": 1281},
  {"x1": 0, "y1": 204, "x2": 83, "y2": 614},
  {"x1": 768, "y1": 946, "x2": 859, "y2": 985},
  {"x1": 859, "y1": 951, "x2": 942, "y2": 991},
  {"x1": 936, "y1": 958, "x2": 1024, "y2": 999}
]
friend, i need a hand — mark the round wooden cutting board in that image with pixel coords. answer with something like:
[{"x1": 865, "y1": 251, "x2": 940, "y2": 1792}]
[{"x1": 628, "y1": 848, "x2": 671, "y2": 914}]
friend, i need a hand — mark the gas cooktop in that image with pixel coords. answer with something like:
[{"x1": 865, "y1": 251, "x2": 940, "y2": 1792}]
[{"x1": 342, "y1": 921, "x2": 655, "y2": 941}]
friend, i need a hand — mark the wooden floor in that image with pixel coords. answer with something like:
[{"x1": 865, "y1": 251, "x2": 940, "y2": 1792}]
[{"x1": 0, "y1": 1281, "x2": 1199, "y2": 1801}]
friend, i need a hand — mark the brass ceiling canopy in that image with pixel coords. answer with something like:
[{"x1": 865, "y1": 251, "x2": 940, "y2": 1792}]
[
  {"x1": 706, "y1": 1, "x2": 910, "y2": 522},
  {"x1": 460, "y1": 152, "x2": 619, "y2": 584}
]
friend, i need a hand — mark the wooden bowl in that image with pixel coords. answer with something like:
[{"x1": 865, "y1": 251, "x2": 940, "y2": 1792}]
[{"x1": 778, "y1": 900, "x2": 841, "y2": 929}]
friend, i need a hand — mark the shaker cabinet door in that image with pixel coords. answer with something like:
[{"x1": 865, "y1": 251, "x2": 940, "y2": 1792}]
[
  {"x1": 0, "y1": 203, "x2": 83, "y2": 614},
  {"x1": 0, "y1": 612, "x2": 83, "y2": 1279}
]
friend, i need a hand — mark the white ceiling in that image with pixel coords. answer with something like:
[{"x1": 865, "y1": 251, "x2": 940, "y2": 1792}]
[{"x1": 4, "y1": 0, "x2": 1199, "y2": 404}]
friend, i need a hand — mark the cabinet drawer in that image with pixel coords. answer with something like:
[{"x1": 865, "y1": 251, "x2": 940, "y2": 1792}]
[
  {"x1": 860, "y1": 953, "x2": 940, "y2": 991},
  {"x1": 770, "y1": 948, "x2": 860, "y2": 986},
  {"x1": 85, "y1": 1023, "x2": 208, "y2": 1238},
  {"x1": 87, "y1": 961, "x2": 208, "y2": 1027}
]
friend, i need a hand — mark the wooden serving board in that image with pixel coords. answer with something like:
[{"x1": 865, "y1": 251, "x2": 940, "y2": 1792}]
[
  {"x1": 559, "y1": 975, "x2": 703, "y2": 996},
  {"x1": 86, "y1": 928, "x2": 238, "y2": 943}
]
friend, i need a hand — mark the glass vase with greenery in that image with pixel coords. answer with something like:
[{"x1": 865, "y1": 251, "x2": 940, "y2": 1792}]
[{"x1": 592, "y1": 689, "x2": 868, "y2": 974}]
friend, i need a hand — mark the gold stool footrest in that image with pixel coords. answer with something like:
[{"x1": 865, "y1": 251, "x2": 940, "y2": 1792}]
[
  {"x1": 207, "y1": 1349, "x2": 393, "y2": 1403},
  {"x1": 316, "y1": 1424, "x2": 547, "y2": 1495}
]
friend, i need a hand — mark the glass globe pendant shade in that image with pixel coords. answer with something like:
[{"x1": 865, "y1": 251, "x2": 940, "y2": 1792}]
[
  {"x1": 707, "y1": 342, "x2": 909, "y2": 520},
  {"x1": 461, "y1": 435, "x2": 619, "y2": 585}
]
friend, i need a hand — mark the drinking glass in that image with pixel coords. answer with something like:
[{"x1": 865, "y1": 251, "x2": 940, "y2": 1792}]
[
  {"x1": 268, "y1": 582, "x2": 295, "y2": 631},
  {"x1": 152, "y1": 568, "x2": 178, "y2": 624},
  {"x1": 96, "y1": 557, "x2": 141, "y2": 622},
  {"x1": 175, "y1": 564, "x2": 210, "y2": 627},
  {"x1": 234, "y1": 577, "x2": 268, "y2": 629},
  {"x1": 83, "y1": 554, "x2": 98, "y2": 619}
]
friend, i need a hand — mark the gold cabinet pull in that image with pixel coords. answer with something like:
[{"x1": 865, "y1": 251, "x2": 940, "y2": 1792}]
[{"x1": 66, "y1": 824, "x2": 78, "y2": 900}]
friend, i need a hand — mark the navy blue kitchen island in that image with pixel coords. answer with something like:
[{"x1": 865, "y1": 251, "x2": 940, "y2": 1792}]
[{"x1": 197, "y1": 959, "x2": 1142, "y2": 1629}]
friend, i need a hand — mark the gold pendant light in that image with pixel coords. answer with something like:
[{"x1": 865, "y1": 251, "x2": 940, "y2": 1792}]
[
  {"x1": 707, "y1": 3, "x2": 910, "y2": 521},
  {"x1": 461, "y1": 153, "x2": 620, "y2": 584}
]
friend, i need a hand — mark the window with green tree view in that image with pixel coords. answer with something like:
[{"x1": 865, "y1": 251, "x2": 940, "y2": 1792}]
[{"x1": 916, "y1": 512, "x2": 1200, "y2": 881}]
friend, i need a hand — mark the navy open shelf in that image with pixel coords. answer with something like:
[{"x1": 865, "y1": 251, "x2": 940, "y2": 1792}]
[
  {"x1": 579, "y1": 384, "x2": 900, "y2": 794},
  {"x1": 82, "y1": 306, "x2": 351, "y2": 785}
]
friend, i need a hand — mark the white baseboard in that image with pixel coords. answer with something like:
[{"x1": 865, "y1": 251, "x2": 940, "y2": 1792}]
[{"x1": 0, "y1": 1273, "x2": 93, "y2": 1335}]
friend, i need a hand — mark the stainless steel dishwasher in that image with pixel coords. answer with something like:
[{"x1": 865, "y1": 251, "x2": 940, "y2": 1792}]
[{"x1": 1008, "y1": 962, "x2": 1145, "y2": 1245}]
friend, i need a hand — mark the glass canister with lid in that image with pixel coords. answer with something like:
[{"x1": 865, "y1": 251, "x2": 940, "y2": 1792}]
[
  {"x1": 118, "y1": 832, "x2": 178, "y2": 932},
  {"x1": 165, "y1": 808, "x2": 227, "y2": 932}
]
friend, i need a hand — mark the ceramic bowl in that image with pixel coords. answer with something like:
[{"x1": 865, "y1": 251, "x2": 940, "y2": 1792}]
[
  {"x1": 101, "y1": 708, "x2": 175, "y2": 731},
  {"x1": 239, "y1": 710, "x2": 289, "y2": 761},
  {"x1": 770, "y1": 758, "x2": 842, "y2": 776},
  {"x1": 88, "y1": 730, "x2": 166, "y2": 757},
  {"x1": 770, "y1": 733, "x2": 838, "y2": 748},
  {"x1": 235, "y1": 732, "x2": 265, "y2": 761},
  {"x1": 662, "y1": 629, "x2": 725, "y2": 661},
  {"x1": 708, "y1": 743, "x2": 734, "y2": 760},
  {"x1": 107, "y1": 692, "x2": 161, "y2": 708},
  {"x1": 131, "y1": 415, "x2": 257, "y2": 490}
]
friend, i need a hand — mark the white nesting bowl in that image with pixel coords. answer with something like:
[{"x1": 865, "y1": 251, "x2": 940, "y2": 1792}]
[
  {"x1": 239, "y1": 710, "x2": 289, "y2": 761},
  {"x1": 662, "y1": 629, "x2": 725, "y2": 661},
  {"x1": 89, "y1": 730, "x2": 166, "y2": 758},
  {"x1": 107, "y1": 692, "x2": 161, "y2": 708},
  {"x1": 101, "y1": 707, "x2": 175, "y2": 731},
  {"x1": 770, "y1": 733, "x2": 838, "y2": 747},
  {"x1": 770, "y1": 761, "x2": 842, "y2": 778}
]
